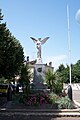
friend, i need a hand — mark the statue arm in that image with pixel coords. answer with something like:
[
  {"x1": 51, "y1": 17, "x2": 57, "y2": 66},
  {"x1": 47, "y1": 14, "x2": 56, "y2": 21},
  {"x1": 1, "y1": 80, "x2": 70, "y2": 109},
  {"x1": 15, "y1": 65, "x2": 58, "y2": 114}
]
[
  {"x1": 30, "y1": 37, "x2": 37, "y2": 43},
  {"x1": 41, "y1": 37, "x2": 49, "y2": 45}
]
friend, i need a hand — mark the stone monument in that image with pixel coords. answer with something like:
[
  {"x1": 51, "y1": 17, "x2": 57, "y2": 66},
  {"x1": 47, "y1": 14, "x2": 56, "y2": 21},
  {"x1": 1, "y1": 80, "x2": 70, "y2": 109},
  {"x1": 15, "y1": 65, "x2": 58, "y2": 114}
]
[
  {"x1": 30, "y1": 37, "x2": 52, "y2": 91},
  {"x1": 30, "y1": 37, "x2": 49, "y2": 64}
]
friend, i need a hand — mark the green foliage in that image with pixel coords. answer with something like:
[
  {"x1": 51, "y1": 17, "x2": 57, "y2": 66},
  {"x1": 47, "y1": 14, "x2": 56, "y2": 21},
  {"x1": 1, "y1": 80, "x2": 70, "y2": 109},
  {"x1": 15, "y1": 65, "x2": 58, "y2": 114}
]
[
  {"x1": 0, "y1": 10, "x2": 24, "y2": 79},
  {"x1": 0, "y1": 9, "x2": 4, "y2": 22},
  {"x1": 48, "y1": 93, "x2": 74, "y2": 109},
  {"x1": 49, "y1": 93, "x2": 58, "y2": 104},
  {"x1": 56, "y1": 64, "x2": 69, "y2": 83},
  {"x1": 53, "y1": 79, "x2": 63, "y2": 95},
  {"x1": 20, "y1": 64, "x2": 31, "y2": 85},
  {"x1": 45, "y1": 70, "x2": 63, "y2": 95},
  {"x1": 56, "y1": 61, "x2": 80, "y2": 83},
  {"x1": 71, "y1": 61, "x2": 80, "y2": 83},
  {"x1": 56, "y1": 96, "x2": 74, "y2": 109},
  {"x1": 19, "y1": 94, "x2": 27, "y2": 104},
  {"x1": 45, "y1": 70, "x2": 56, "y2": 91},
  {"x1": 19, "y1": 64, "x2": 32, "y2": 95},
  {"x1": 12, "y1": 93, "x2": 27, "y2": 104}
]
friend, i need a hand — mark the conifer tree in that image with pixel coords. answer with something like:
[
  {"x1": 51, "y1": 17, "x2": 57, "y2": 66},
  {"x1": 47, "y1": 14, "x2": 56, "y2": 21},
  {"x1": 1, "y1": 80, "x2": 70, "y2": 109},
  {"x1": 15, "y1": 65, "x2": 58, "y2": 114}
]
[{"x1": 0, "y1": 9, "x2": 24, "y2": 79}]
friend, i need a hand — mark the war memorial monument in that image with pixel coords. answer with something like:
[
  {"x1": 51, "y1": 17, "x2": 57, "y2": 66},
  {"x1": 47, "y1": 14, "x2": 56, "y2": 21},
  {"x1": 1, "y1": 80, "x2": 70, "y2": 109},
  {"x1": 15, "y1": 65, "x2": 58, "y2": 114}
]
[{"x1": 30, "y1": 37, "x2": 53, "y2": 90}]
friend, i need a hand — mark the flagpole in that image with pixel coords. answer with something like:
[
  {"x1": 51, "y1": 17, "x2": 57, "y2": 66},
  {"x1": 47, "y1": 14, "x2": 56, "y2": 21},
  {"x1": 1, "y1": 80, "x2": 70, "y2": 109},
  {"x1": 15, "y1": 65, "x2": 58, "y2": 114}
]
[
  {"x1": 67, "y1": 5, "x2": 71, "y2": 85},
  {"x1": 67, "y1": 5, "x2": 72, "y2": 100}
]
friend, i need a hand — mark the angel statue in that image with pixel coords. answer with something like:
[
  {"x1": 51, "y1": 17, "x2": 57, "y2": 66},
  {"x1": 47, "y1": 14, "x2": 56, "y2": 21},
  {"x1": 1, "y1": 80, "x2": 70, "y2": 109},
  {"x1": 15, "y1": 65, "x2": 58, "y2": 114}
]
[{"x1": 30, "y1": 37, "x2": 49, "y2": 63}]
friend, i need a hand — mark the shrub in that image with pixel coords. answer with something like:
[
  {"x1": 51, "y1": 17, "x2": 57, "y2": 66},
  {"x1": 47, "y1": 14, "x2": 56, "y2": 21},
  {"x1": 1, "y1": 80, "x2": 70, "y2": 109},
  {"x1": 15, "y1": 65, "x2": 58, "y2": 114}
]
[{"x1": 56, "y1": 96, "x2": 74, "y2": 109}]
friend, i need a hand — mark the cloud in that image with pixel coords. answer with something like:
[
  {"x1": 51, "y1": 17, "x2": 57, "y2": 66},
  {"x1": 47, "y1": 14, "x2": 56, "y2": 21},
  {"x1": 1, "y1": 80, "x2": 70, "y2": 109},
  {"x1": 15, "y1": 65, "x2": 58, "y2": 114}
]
[
  {"x1": 43, "y1": 54, "x2": 67, "y2": 70},
  {"x1": 76, "y1": 9, "x2": 80, "y2": 24}
]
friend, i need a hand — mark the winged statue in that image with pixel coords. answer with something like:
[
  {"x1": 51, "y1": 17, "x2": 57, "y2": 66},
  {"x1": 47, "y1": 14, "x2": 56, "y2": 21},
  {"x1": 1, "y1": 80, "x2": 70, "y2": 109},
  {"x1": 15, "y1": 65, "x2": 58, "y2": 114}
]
[{"x1": 30, "y1": 37, "x2": 49, "y2": 63}]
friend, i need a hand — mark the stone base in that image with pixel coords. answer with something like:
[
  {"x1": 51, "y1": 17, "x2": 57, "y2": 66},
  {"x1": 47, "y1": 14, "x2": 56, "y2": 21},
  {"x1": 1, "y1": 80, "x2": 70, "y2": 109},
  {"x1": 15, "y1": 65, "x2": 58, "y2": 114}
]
[
  {"x1": 30, "y1": 82, "x2": 48, "y2": 90},
  {"x1": 33, "y1": 64, "x2": 47, "y2": 89},
  {"x1": 31, "y1": 63, "x2": 53, "y2": 93}
]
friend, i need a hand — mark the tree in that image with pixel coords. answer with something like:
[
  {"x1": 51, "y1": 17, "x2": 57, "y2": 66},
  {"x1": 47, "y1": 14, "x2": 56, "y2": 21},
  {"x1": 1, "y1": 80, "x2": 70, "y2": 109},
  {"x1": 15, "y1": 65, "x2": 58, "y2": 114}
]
[
  {"x1": 19, "y1": 64, "x2": 32, "y2": 94},
  {"x1": 0, "y1": 10, "x2": 24, "y2": 79},
  {"x1": 56, "y1": 61, "x2": 80, "y2": 83},
  {"x1": 57, "y1": 64, "x2": 65, "y2": 72},
  {"x1": 56, "y1": 64, "x2": 68, "y2": 83},
  {"x1": 71, "y1": 60, "x2": 80, "y2": 83}
]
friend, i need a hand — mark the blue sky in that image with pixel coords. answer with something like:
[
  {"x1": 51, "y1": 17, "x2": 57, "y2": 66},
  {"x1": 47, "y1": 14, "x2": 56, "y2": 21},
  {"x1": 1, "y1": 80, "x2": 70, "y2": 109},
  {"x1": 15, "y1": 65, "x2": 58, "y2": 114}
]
[{"x1": 0, "y1": 0, "x2": 80, "y2": 69}]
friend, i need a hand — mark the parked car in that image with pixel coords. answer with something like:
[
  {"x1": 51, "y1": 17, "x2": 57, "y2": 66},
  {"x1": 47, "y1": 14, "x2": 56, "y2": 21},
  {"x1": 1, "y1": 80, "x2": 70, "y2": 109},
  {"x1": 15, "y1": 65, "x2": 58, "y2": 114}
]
[
  {"x1": 0, "y1": 84, "x2": 9, "y2": 96},
  {"x1": 0, "y1": 84, "x2": 12, "y2": 101}
]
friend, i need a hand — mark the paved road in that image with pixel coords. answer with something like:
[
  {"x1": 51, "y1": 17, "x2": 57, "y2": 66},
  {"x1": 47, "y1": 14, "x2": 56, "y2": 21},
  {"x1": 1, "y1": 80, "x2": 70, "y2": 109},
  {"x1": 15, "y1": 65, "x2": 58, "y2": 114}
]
[
  {"x1": 73, "y1": 90, "x2": 80, "y2": 103},
  {"x1": 0, "y1": 114, "x2": 80, "y2": 120}
]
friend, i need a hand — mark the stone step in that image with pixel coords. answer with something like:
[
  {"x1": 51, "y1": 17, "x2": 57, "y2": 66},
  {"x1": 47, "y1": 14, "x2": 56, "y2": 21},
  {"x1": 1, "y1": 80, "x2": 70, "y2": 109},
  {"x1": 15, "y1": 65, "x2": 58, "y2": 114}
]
[{"x1": 0, "y1": 108, "x2": 80, "y2": 117}]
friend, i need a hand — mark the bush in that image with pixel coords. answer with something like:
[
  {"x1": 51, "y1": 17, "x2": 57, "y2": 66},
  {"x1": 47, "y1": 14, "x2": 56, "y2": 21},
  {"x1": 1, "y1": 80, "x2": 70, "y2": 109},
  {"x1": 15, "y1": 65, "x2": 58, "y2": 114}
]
[{"x1": 56, "y1": 96, "x2": 75, "y2": 109}]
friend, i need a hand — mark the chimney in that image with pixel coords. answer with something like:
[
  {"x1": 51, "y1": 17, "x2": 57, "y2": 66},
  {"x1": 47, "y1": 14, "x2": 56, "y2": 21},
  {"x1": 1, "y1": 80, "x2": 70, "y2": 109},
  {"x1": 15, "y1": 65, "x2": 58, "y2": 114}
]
[
  {"x1": 27, "y1": 56, "x2": 29, "y2": 62},
  {"x1": 49, "y1": 62, "x2": 52, "y2": 67}
]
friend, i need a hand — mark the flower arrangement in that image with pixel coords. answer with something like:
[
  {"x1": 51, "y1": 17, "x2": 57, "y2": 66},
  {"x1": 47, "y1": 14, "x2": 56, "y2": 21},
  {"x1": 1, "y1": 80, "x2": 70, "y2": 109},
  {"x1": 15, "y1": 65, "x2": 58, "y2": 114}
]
[
  {"x1": 19, "y1": 93, "x2": 50, "y2": 106},
  {"x1": 25, "y1": 93, "x2": 50, "y2": 106},
  {"x1": 13, "y1": 92, "x2": 75, "y2": 109}
]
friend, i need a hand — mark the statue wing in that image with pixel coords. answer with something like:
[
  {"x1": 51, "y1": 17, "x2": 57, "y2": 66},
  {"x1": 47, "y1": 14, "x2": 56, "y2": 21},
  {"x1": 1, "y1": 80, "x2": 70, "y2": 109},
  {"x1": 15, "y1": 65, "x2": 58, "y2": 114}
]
[
  {"x1": 30, "y1": 37, "x2": 37, "y2": 43},
  {"x1": 41, "y1": 37, "x2": 49, "y2": 45}
]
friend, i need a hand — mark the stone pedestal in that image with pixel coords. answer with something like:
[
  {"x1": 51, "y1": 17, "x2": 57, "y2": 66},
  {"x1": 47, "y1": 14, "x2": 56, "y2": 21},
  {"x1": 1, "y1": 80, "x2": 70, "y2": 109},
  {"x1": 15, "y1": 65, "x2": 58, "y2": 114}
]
[
  {"x1": 32, "y1": 64, "x2": 48, "y2": 90},
  {"x1": 33, "y1": 64, "x2": 47, "y2": 89},
  {"x1": 36, "y1": 58, "x2": 42, "y2": 64}
]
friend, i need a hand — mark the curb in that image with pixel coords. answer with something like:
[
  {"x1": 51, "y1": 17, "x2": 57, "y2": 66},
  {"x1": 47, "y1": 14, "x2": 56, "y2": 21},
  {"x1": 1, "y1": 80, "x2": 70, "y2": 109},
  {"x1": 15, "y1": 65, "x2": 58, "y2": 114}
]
[{"x1": 73, "y1": 100, "x2": 80, "y2": 108}]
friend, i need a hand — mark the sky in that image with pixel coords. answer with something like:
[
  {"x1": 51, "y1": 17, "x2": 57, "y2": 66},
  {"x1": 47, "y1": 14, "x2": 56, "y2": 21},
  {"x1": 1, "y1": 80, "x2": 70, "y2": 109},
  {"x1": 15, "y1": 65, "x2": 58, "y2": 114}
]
[{"x1": 0, "y1": 0, "x2": 80, "y2": 70}]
